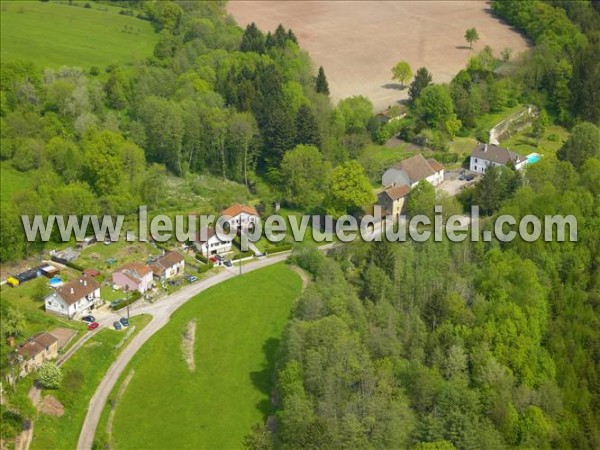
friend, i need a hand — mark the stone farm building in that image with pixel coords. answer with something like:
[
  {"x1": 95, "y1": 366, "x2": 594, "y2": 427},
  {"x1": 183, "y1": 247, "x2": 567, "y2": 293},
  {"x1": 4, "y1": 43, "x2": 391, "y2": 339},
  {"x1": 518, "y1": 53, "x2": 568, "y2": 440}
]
[{"x1": 382, "y1": 154, "x2": 444, "y2": 188}]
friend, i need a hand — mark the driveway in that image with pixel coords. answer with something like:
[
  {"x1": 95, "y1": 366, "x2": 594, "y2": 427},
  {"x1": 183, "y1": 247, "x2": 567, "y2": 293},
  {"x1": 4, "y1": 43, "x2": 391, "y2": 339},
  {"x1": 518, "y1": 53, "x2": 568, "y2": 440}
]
[
  {"x1": 77, "y1": 251, "x2": 302, "y2": 450},
  {"x1": 437, "y1": 170, "x2": 478, "y2": 197}
]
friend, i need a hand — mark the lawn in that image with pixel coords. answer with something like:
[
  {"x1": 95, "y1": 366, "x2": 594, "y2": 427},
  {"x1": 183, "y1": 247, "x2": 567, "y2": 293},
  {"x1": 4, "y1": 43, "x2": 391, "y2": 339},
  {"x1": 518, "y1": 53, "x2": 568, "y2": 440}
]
[
  {"x1": 107, "y1": 264, "x2": 302, "y2": 449},
  {"x1": 501, "y1": 124, "x2": 569, "y2": 157},
  {"x1": 0, "y1": 279, "x2": 86, "y2": 357},
  {"x1": 30, "y1": 314, "x2": 152, "y2": 450},
  {"x1": 0, "y1": 1, "x2": 158, "y2": 70},
  {"x1": 76, "y1": 240, "x2": 161, "y2": 278}
]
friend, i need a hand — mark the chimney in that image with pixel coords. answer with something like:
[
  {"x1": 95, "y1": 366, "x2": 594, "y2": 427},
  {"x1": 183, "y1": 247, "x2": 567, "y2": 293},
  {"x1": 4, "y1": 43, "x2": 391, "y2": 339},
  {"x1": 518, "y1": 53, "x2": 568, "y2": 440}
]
[
  {"x1": 70, "y1": 287, "x2": 74, "y2": 294},
  {"x1": 84, "y1": 280, "x2": 87, "y2": 287},
  {"x1": 483, "y1": 144, "x2": 488, "y2": 152}
]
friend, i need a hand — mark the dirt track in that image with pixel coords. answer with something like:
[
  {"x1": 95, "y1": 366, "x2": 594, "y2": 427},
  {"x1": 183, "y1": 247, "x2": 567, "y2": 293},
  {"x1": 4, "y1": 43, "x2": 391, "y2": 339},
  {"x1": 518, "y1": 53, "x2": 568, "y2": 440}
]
[{"x1": 228, "y1": 1, "x2": 530, "y2": 110}]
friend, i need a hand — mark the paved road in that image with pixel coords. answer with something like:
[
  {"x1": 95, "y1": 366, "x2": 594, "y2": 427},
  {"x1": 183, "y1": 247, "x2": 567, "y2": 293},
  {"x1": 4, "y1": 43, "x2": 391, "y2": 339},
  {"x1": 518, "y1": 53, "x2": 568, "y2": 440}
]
[{"x1": 76, "y1": 253, "x2": 292, "y2": 450}]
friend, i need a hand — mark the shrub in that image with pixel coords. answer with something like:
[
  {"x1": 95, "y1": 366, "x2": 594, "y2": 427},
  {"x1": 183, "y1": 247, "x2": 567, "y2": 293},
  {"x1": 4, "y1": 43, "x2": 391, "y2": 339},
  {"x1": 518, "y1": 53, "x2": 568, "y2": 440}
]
[
  {"x1": 89, "y1": 66, "x2": 100, "y2": 76},
  {"x1": 38, "y1": 363, "x2": 62, "y2": 389},
  {"x1": 547, "y1": 133, "x2": 559, "y2": 142},
  {"x1": 195, "y1": 253, "x2": 208, "y2": 264}
]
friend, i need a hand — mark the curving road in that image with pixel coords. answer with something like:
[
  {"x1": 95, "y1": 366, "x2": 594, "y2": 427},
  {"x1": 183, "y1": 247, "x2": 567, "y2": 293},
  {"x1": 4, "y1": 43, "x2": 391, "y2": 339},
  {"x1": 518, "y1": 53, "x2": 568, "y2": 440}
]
[{"x1": 76, "y1": 253, "x2": 293, "y2": 450}]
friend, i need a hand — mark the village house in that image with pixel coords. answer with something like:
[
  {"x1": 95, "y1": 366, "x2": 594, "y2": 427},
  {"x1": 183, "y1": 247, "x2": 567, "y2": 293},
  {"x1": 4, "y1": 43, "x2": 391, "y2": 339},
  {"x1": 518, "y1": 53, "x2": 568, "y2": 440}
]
[
  {"x1": 470, "y1": 143, "x2": 527, "y2": 174},
  {"x1": 221, "y1": 203, "x2": 260, "y2": 232},
  {"x1": 195, "y1": 227, "x2": 233, "y2": 256},
  {"x1": 377, "y1": 184, "x2": 411, "y2": 218},
  {"x1": 150, "y1": 251, "x2": 185, "y2": 281},
  {"x1": 382, "y1": 154, "x2": 445, "y2": 188},
  {"x1": 112, "y1": 262, "x2": 153, "y2": 293},
  {"x1": 17, "y1": 332, "x2": 59, "y2": 376},
  {"x1": 44, "y1": 275, "x2": 101, "y2": 318},
  {"x1": 376, "y1": 105, "x2": 407, "y2": 124}
]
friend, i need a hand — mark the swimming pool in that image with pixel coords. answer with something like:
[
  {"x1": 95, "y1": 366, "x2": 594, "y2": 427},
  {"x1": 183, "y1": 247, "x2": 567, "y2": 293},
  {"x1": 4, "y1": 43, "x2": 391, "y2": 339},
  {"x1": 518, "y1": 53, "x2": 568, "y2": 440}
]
[
  {"x1": 49, "y1": 277, "x2": 63, "y2": 287},
  {"x1": 527, "y1": 153, "x2": 541, "y2": 164}
]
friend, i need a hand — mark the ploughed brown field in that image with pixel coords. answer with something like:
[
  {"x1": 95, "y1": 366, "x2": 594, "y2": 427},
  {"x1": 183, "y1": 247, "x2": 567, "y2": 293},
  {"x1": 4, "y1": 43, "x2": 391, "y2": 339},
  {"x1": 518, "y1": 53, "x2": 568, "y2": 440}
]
[{"x1": 228, "y1": 1, "x2": 530, "y2": 111}]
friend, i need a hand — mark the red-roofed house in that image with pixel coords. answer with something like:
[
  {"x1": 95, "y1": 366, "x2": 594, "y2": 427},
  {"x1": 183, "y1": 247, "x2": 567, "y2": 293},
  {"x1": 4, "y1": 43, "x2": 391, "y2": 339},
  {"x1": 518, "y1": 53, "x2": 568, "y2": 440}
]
[
  {"x1": 221, "y1": 203, "x2": 260, "y2": 232},
  {"x1": 112, "y1": 262, "x2": 153, "y2": 293}
]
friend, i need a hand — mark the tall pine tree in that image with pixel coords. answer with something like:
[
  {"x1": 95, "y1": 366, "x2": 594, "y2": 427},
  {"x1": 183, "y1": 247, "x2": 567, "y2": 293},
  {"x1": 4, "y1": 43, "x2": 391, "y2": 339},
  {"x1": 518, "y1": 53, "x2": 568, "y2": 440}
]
[
  {"x1": 240, "y1": 22, "x2": 265, "y2": 53},
  {"x1": 408, "y1": 67, "x2": 432, "y2": 105},
  {"x1": 295, "y1": 105, "x2": 321, "y2": 148},
  {"x1": 315, "y1": 66, "x2": 330, "y2": 95}
]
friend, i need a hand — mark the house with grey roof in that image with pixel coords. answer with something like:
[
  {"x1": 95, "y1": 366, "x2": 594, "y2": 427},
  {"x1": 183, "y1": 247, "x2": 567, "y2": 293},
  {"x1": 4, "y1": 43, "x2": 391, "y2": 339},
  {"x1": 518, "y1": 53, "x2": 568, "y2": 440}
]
[{"x1": 470, "y1": 143, "x2": 527, "y2": 174}]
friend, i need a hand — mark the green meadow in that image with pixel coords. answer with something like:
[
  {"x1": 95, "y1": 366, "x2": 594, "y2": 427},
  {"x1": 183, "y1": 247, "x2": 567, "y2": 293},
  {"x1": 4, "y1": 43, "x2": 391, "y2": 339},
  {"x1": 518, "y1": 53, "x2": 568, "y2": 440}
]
[
  {"x1": 0, "y1": 1, "x2": 158, "y2": 70},
  {"x1": 108, "y1": 264, "x2": 302, "y2": 449}
]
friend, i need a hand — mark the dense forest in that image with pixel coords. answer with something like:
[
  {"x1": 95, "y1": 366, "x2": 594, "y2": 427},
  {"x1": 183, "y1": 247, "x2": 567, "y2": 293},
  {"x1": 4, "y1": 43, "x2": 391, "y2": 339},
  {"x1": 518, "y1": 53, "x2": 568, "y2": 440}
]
[{"x1": 271, "y1": 162, "x2": 600, "y2": 447}]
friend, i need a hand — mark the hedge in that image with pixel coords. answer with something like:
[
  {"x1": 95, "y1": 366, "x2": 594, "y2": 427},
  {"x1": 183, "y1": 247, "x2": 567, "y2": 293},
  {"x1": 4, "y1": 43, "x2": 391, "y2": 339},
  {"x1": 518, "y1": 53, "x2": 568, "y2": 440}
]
[
  {"x1": 112, "y1": 291, "x2": 142, "y2": 310},
  {"x1": 65, "y1": 261, "x2": 85, "y2": 272},
  {"x1": 268, "y1": 244, "x2": 293, "y2": 254}
]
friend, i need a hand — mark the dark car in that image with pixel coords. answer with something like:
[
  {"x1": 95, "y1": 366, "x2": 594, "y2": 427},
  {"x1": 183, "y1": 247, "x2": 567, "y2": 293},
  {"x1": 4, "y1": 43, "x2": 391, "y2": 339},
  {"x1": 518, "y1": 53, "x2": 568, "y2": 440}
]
[
  {"x1": 81, "y1": 315, "x2": 96, "y2": 324},
  {"x1": 215, "y1": 254, "x2": 225, "y2": 262},
  {"x1": 223, "y1": 260, "x2": 233, "y2": 267},
  {"x1": 88, "y1": 322, "x2": 100, "y2": 331},
  {"x1": 465, "y1": 174, "x2": 475, "y2": 181},
  {"x1": 113, "y1": 321, "x2": 123, "y2": 331},
  {"x1": 168, "y1": 279, "x2": 181, "y2": 286},
  {"x1": 119, "y1": 317, "x2": 129, "y2": 327}
]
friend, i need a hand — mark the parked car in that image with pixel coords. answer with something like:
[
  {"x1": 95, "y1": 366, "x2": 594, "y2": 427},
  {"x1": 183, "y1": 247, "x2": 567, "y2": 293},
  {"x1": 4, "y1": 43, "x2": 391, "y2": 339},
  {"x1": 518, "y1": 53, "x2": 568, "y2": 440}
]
[
  {"x1": 465, "y1": 174, "x2": 475, "y2": 181},
  {"x1": 458, "y1": 173, "x2": 466, "y2": 181},
  {"x1": 168, "y1": 279, "x2": 181, "y2": 286},
  {"x1": 113, "y1": 321, "x2": 123, "y2": 331},
  {"x1": 186, "y1": 275, "x2": 198, "y2": 283},
  {"x1": 104, "y1": 240, "x2": 112, "y2": 245},
  {"x1": 81, "y1": 315, "x2": 96, "y2": 324},
  {"x1": 215, "y1": 254, "x2": 224, "y2": 262},
  {"x1": 88, "y1": 322, "x2": 100, "y2": 331},
  {"x1": 223, "y1": 260, "x2": 233, "y2": 267},
  {"x1": 119, "y1": 317, "x2": 129, "y2": 327}
]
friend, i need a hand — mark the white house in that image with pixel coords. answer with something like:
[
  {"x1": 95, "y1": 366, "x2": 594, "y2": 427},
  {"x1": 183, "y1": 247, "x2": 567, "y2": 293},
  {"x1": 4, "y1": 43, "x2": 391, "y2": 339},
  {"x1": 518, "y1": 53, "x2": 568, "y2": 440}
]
[
  {"x1": 195, "y1": 227, "x2": 232, "y2": 256},
  {"x1": 470, "y1": 143, "x2": 527, "y2": 174},
  {"x1": 150, "y1": 251, "x2": 185, "y2": 281},
  {"x1": 221, "y1": 203, "x2": 260, "y2": 232},
  {"x1": 382, "y1": 154, "x2": 444, "y2": 188},
  {"x1": 45, "y1": 275, "x2": 101, "y2": 318}
]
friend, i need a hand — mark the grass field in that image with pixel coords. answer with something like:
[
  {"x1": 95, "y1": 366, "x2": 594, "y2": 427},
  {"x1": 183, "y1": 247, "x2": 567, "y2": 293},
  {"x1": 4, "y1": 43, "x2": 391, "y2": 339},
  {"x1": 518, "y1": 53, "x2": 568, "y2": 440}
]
[
  {"x1": 106, "y1": 264, "x2": 301, "y2": 449},
  {"x1": 30, "y1": 315, "x2": 151, "y2": 450},
  {"x1": 0, "y1": 1, "x2": 158, "y2": 70}
]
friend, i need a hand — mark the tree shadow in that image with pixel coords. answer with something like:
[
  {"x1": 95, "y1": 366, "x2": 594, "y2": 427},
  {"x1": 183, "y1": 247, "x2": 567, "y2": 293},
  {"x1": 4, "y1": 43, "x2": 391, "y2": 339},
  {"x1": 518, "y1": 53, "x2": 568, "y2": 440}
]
[
  {"x1": 381, "y1": 82, "x2": 404, "y2": 90},
  {"x1": 249, "y1": 337, "x2": 281, "y2": 418},
  {"x1": 455, "y1": 45, "x2": 471, "y2": 50}
]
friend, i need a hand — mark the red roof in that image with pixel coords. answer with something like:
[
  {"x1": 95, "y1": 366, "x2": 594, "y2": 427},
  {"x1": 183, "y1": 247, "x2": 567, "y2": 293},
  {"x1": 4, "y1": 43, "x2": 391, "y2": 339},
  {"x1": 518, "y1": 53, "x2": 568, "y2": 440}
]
[{"x1": 221, "y1": 203, "x2": 258, "y2": 218}]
